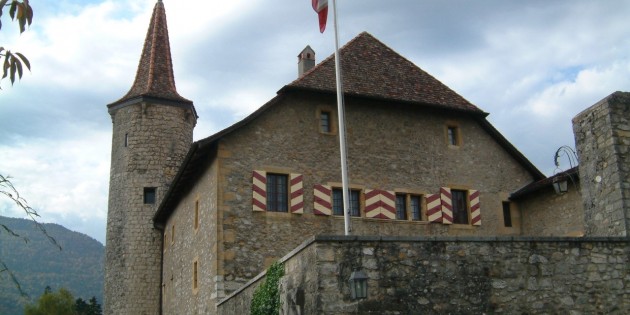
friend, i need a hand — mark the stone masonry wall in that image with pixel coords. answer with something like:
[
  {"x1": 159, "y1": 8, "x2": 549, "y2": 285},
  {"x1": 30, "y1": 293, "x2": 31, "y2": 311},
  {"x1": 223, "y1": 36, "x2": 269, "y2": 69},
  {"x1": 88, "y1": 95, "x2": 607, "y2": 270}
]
[
  {"x1": 574, "y1": 92, "x2": 630, "y2": 236},
  {"x1": 215, "y1": 91, "x2": 537, "y2": 295},
  {"x1": 161, "y1": 155, "x2": 219, "y2": 314},
  {"x1": 518, "y1": 185, "x2": 584, "y2": 236},
  {"x1": 218, "y1": 236, "x2": 630, "y2": 314},
  {"x1": 105, "y1": 102, "x2": 194, "y2": 315}
]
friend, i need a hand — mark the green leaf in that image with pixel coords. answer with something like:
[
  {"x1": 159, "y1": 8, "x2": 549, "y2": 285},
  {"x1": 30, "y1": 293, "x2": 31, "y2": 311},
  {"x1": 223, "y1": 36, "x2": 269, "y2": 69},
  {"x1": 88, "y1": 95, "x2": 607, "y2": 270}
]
[
  {"x1": 9, "y1": 1, "x2": 17, "y2": 20},
  {"x1": 15, "y1": 52, "x2": 30, "y2": 70},
  {"x1": 10, "y1": 59, "x2": 16, "y2": 83},
  {"x1": 15, "y1": 58, "x2": 23, "y2": 79}
]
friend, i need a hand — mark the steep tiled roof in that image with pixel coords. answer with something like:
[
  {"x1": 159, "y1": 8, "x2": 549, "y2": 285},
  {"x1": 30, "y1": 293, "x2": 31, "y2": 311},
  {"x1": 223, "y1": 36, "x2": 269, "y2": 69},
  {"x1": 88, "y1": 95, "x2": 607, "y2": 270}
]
[
  {"x1": 109, "y1": 0, "x2": 191, "y2": 107},
  {"x1": 286, "y1": 32, "x2": 481, "y2": 113}
]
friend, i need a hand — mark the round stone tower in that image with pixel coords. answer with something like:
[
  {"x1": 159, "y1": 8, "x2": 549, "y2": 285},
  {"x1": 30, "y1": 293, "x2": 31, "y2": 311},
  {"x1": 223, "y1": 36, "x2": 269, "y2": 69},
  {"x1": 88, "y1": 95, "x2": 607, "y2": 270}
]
[{"x1": 104, "y1": 1, "x2": 196, "y2": 314}]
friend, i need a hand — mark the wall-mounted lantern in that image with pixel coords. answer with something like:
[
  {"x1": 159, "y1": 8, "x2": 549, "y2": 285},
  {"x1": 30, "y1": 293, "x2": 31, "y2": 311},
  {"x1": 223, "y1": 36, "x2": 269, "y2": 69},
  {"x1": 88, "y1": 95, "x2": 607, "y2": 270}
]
[
  {"x1": 552, "y1": 176, "x2": 568, "y2": 195},
  {"x1": 349, "y1": 270, "x2": 368, "y2": 299}
]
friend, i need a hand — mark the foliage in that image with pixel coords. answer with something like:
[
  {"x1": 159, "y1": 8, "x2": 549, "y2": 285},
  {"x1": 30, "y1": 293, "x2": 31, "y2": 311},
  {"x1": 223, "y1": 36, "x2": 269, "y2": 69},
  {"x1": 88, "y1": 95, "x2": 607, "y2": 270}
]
[
  {"x1": 0, "y1": 0, "x2": 33, "y2": 89},
  {"x1": 75, "y1": 296, "x2": 102, "y2": 315},
  {"x1": 250, "y1": 261, "x2": 285, "y2": 315},
  {"x1": 0, "y1": 216, "x2": 104, "y2": 315},
  {"x1": 24, "y1": 287, "x2": 76, "y2": 315}
]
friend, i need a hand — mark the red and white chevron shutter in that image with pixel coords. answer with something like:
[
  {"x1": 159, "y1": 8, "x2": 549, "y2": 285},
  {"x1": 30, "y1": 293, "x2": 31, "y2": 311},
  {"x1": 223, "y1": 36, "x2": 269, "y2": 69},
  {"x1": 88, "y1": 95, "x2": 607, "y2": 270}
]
[
  {"x1": 252, "y1": 170, "x2": 267, "y2": 211},
  {"x1": 289, "y1": 174, "x2": 304, "y2": 214},
  {"x1": 313, "y1": 184, "x2": 332, "y2": 215},
  {"x1": 440, "y1": 187, "x2": 453, "y2": 224},
  {"x1": 380, "y1": 190, "x2": 396, "y2": 220},
  {"x1": 469, "y1": 189, "x2": 481, "y2": 225},
  {"x1": 365, "y1": 189, "x2": 396, "y2": 219},
  {"x1": 364, "y1": 189, "x2": 380, "y2": 219},
  {"x1": 426, "y1": 193, "x2": 442, "y2": 222}
]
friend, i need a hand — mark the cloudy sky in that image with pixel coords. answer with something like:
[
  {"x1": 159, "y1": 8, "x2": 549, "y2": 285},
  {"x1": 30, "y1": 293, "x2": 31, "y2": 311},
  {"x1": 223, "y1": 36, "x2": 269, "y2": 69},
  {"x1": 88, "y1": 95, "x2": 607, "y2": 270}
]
[{"x1": 1, "y1": 0, "x2": 629, "y2": 244}]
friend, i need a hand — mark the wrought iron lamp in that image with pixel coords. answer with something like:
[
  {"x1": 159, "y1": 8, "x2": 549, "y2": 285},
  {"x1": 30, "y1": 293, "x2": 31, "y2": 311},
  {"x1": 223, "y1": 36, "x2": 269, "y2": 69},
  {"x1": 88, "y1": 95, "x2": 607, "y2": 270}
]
[
  {"x1": 349, "y1": 270, "x2": 368, "y2": 299},
  {"x1": 552, "y1": 176, "x2": 568, "y2": 195}
]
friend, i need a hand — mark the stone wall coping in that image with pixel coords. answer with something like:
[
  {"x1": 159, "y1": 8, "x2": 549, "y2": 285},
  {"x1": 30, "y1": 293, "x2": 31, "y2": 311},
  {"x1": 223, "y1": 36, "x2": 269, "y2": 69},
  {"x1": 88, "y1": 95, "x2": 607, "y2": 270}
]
[{"x1": 217, "y1": 234, "x2": 630, "y2": 306}]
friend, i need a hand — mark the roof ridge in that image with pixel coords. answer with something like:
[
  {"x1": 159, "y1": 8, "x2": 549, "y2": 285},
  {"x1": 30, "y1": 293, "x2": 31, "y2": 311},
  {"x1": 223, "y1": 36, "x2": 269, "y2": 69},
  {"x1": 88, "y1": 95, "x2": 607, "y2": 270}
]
[{"x1": 284, "y1": 31, "x2": 481, "y2": 112}]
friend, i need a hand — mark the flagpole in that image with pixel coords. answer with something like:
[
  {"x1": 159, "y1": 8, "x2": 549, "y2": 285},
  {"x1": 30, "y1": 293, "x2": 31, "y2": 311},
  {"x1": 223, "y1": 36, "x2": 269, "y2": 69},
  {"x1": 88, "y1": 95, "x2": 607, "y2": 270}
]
[{"x1": 331, "y1": 0, "x2": 351, "y2": 236}]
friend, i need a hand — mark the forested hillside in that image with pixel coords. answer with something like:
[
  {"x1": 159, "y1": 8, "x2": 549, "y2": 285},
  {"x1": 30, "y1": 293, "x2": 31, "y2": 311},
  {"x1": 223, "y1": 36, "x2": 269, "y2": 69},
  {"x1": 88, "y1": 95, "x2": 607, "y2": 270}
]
[{"x1": 0, "y1": 216, "x2": 104, "y2": 314}]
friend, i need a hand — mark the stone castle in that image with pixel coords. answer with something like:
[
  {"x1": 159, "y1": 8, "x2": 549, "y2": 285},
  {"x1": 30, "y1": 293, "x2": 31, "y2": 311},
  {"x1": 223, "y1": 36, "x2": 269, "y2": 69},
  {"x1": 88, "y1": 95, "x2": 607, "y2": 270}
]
[{"x1": 104, "y1": 1, "x2": 629, "y2": 314}]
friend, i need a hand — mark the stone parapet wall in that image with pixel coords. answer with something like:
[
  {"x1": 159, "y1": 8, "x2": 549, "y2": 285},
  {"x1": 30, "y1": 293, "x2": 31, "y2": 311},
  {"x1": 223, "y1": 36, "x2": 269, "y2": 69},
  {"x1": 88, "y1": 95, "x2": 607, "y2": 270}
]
[
  {"x1": 218, "y1": 236, "x2": 630, "y2": 314},
  {"x1": 574, "y1": 92, "x2": 630, "y2": 236}
]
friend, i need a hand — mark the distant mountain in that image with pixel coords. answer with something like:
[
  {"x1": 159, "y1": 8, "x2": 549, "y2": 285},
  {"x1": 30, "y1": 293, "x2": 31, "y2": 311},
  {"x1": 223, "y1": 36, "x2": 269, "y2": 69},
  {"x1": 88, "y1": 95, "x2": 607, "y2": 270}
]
[{"x1": 0, "y1": 216, "x2": 104, "y2": 315}]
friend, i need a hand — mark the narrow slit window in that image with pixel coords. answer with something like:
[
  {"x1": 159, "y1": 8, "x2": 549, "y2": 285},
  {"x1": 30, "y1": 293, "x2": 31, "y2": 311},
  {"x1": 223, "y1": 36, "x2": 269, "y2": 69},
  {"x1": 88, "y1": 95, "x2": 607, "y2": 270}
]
[
  {"x1": 193, "y1": 260, "x2": 198, "y2": 291},
  {"x1": 124, "y1": 133, "x2": 129, "y2": 147},
  {"x1": 502, "y1": 201, "x2": 513, "y2": 227},
  {"x1": 194, "y1": 200, "x2": 199, "y2": 230}
]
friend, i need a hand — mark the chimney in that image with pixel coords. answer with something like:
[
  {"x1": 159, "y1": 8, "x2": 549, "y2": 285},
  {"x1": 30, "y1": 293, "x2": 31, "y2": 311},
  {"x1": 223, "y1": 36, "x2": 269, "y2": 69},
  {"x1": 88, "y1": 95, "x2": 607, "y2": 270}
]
[{"x1": 298, "y1": 45, "x2": 316, "y2": 77}]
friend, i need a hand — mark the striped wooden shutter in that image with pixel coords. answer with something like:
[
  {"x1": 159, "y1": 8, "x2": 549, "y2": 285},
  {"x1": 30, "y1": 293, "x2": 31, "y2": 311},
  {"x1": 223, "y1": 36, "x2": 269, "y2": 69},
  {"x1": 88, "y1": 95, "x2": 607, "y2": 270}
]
[
  {"x1": 426, "y1": 193, "x2": 442, "y2": 223},
  {"x1": 440, "y1": 187, "x2": 453, "y2": 224},
  {"x1": 365, "y1": 189, "x2": 396, "y2": 219},
  {"x1": 469, "y1": 189, "x2": 481, "y2": 225},
  {"x1": 365, "y1": 189, "x2": 380, "y2": 218},
  {"x1": 290, "y1": 174, "x2": 304, "y2": 214},
  {"x1": 252, "y1": 170, "x2": 266, "y2": 211},
  {"x1": 380, "y1": 190, "x2": 396, "y2": 220},
  {"x1": 313, "y1": 184, "x2": 332, "y2": 215}
]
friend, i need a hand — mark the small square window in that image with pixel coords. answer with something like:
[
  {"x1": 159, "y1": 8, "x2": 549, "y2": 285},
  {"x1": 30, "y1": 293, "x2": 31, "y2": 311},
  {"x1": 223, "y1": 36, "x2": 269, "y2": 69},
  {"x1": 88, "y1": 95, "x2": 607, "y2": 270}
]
[
  {"x1": 144, "y1": 187, "x2": 156, "y2": 204},
  {"x1": 320, "y1": 111, "x2": 332, "y2": 133}
]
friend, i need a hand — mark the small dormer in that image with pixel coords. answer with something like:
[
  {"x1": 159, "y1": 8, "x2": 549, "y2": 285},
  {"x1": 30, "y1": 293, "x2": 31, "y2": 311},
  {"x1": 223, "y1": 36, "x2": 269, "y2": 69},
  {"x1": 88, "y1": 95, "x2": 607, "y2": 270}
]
[{"x1": 298, "y1": 45, "x2": 316, "y2": 77}]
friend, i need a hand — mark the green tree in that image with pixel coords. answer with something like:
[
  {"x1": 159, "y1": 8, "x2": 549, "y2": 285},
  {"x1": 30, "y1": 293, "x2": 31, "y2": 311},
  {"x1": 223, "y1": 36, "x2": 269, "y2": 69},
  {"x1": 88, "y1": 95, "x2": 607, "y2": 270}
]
[
  {"x1": 0, "y1": 0, "x2": 32, "y2": 89},
  {"x1": 75, "y1": 297, "x2": 102, "y2": 315},
  {"x1": 24, "y1": 287, "x2": 76, "y2": 315}
]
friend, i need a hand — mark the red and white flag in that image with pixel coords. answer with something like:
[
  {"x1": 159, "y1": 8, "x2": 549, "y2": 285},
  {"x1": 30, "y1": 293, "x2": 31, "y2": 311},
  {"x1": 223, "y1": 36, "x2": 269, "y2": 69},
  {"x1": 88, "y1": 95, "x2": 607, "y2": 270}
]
[{"x1": 312, "y1": 0, "x2": 328, "y2": 33}]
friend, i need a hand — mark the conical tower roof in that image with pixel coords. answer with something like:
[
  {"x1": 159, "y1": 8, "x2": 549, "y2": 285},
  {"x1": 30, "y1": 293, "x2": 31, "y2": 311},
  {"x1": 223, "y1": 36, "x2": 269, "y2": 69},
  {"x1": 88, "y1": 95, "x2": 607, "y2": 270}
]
[{"x1": 109, "y1": 0, "x2": 192, "y2": 107}]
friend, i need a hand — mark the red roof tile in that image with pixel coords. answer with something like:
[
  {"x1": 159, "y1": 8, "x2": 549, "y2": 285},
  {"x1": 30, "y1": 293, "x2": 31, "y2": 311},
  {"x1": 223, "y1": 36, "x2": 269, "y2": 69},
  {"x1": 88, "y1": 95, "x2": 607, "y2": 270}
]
[
  {"x1": 109, "y1": 0, "x2": 191, "y2": 106},
  {"x1": 286, "y1": 32, "x2": 481, "y2": 113}
]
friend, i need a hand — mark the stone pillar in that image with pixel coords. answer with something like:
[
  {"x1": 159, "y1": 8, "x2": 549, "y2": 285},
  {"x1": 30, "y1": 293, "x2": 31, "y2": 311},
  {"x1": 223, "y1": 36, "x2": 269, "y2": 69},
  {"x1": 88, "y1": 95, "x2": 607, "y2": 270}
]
[{"x1": 573, "y1": 91, "x2": 630, "y2": 236}]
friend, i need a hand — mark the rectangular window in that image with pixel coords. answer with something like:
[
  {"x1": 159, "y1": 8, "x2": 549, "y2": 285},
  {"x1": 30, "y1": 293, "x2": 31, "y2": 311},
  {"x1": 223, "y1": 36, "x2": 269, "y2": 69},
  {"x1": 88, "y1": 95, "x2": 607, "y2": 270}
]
[
  {"x1": 395, "y1": 194, "x2": 407, "y2": 220},
  {"x1": 502, "y1": 201, "x2": 512, "y2": 227},
  {"x1": 266, "y1": 174, "x2": 288, "y2": 212},
  {"x1": 333, "y1": 188, "x2": 361, "y2": 217},
  {"x1": 144, "y1": 187, "x2": 156, "y2": 204},
  {"x1": 194, "y1": 200, "x2": 199, "y2": 230},
  {"x1": 320, "y1": 111, "x2": 332, "y2": 133},
  {"x1": 124, "y1": 133, "x2": 129, "y2": 147},
  {"x1": 452, "y1": 189, "x2": 469, "y2": 224},
  {"x1": 410, "y1": 195, "x2": 421, "y2": 221},
  {"x1": 447, "y1": 126, "x2": 459, "y2": 146},
  {"x1": 171, "y1": 224, "x2": 175, "y2": 244}
]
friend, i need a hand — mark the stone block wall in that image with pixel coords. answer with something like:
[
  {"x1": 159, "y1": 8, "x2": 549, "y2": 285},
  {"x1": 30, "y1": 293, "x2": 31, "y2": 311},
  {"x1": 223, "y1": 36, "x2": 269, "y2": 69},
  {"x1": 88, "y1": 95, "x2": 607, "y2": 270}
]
[
  {"x1": 518, "y1": 185, "x2": 584, "y2": 236},
  {"x1": 214, "y1": 92, "x2": 538, "y2": 295},
  {"x1": 105, "y1": 101, "x2": 194, "y2": 315},
  {"x1": 573, "y1": 92, "x2": 630, "y2": 236},
  {"x1": 218, "y1": 236, "x2": 630, "y2": 314}
]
